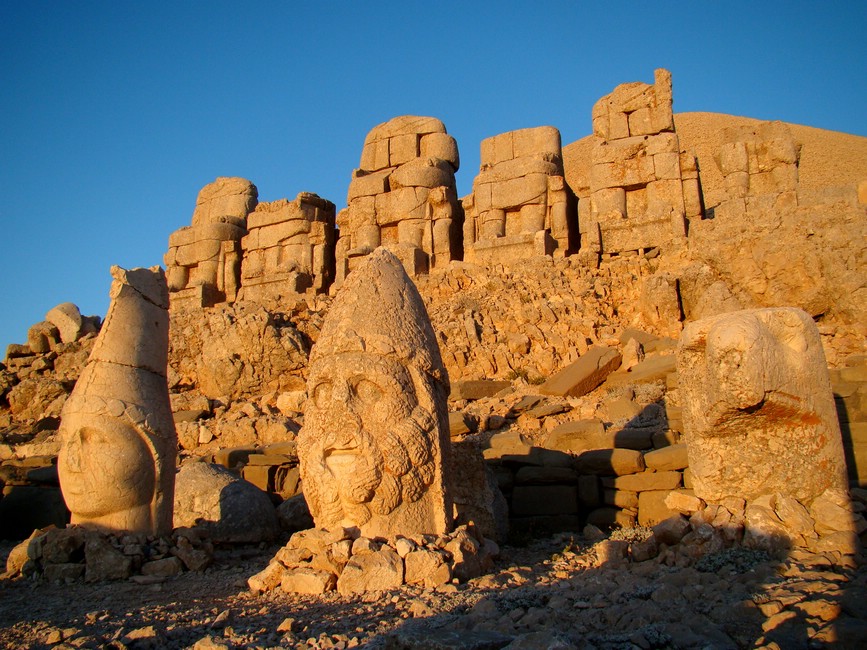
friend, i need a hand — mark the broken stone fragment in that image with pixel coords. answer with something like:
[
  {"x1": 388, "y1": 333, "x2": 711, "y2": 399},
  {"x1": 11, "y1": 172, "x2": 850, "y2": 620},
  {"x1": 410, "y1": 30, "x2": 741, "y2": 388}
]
[{"x1": 538, "y1": 346, "x2": 621, "y2": 397}]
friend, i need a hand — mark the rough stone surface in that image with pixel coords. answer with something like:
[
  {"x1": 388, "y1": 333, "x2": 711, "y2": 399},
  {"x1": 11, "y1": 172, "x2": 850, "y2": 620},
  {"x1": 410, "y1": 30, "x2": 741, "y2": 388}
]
[
  {"x1": 173, "y1": 463, "x2": 279, "y2": 543},
  {"x1": 336, "y1": 116, "x2": 462, "y2": 284},
  {"x1": 538, "y1": 346, "x2": 621, "y2": 397},
  {"x1": 678, "y1": 308, "x2": 848, "y2": 503},
  {"x1": 298, "y1": 248, "x2": 453, "y2": 538},
  {"x1": 57, "y1": 266, "x2": 176, "y2": 536}
]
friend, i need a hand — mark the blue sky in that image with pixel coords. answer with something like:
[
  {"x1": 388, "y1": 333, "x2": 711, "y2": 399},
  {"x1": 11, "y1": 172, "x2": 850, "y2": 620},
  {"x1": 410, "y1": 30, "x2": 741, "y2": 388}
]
[{"x1": 1, "y1": 1, "x2": 865, "y2": 352}]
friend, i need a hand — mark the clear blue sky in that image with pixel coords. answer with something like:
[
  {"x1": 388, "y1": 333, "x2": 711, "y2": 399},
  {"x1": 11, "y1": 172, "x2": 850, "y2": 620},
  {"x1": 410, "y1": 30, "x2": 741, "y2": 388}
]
[{"x1": 2, "y1": 1, "x2": 865, "y2": 352}]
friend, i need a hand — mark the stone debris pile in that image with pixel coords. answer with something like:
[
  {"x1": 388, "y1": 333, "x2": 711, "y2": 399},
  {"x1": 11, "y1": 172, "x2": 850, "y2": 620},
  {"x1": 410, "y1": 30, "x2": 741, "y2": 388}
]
[
  {"x1": 3, "y1": 525, "x2": 213, "y2": 583},
  {"x1": 248, "y1": 523, "x2": 498, "y2": 596}
]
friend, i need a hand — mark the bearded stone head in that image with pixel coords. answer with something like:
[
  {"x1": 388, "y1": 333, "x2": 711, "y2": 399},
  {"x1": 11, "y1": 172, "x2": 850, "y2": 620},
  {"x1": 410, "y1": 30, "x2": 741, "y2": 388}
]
[{"x1": 297, "y1": 248, "x2": 453, "y2": 538}]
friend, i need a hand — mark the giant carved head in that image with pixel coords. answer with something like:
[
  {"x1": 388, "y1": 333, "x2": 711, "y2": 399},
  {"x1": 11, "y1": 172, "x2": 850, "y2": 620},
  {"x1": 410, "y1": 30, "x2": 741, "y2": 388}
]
[
  {"x1": 297, "y1": 248, "x2": 452, "y2": 538},
  {"x1": 57, "y1": 266, "x2": 176, "y2": 536}
]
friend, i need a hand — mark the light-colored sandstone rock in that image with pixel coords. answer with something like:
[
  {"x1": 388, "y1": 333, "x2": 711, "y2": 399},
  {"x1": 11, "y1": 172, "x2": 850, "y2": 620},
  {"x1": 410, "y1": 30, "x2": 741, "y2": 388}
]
[
  {"x1": 575, "y1": 449, "x2": 645, "y2": 476},
  {"x1": 45, "y1": 303, "x2": 85, "y2": 344},
  {"x1": 644, "y1": 443, "x2": 689, "y2": 471},
  {"x1": 280, "y1": 566, "x2": 337, "y2": 594},
  {"x1": 464, "y1": 126, "x2": 575, "y2": 263},
  {"x1": 238, "y1": 193, "x2": 336, "y2": 305},
  {"x1": 582, "y1": 69, "x2": 691, "y2": 260},
  {"x1": 678, "y1": 308, "x2": 848, "y2": 503},
  {"x1": 164, "y1": 177, "x2": 257, "y2": 309},
  {"x1": 57, "y1": 267, "x2": 176, "y2": 536},
  {"x1": 336, "y1": 116, "x2": 461, "y2": 285},
  {"x1": 298, "y1": 248, "x2": 453, "y2": 538},
  {"x1": 403, "y1": 548, "x2": 451, "y2": 587}
]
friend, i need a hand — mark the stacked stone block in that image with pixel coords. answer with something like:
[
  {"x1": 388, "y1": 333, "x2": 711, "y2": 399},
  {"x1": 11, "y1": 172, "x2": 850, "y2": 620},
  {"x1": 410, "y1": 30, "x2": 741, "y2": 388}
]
[
  {"x1": 238, "y1": 192, "x2": 336, "y2": 305},
  {"x1": 164, "y1": 177, "x2": 258, "y2": 309},
  {"x1": 335, "y1": 116, "x2": 462, "y2": 285},
  {"x1": 830, "y1": 356, "x2": 867, "y2": 487},
  {"x1": 712, "y1": 121, "x2": 802, "y2": 220},
  {"x1": 463, "y1": 126, "x2": 575, "y2": 263},
  {"x1": 580, "y1": 69, "x2": 699, "y2": 260}
]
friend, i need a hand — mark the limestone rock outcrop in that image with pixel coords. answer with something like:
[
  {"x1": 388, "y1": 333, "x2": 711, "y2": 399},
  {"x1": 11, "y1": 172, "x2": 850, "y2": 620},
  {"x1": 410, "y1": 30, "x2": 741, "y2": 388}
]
[
  {"x1": 677, "y1": 307, "x2": 848, "y2": 503},
  {"x1": 168, "y1": 301, "x2": 310, "y2": 402},
  {"x1": 298, "y1": 248, "x2": 453, "y2": 538},
  {"x1": 57, "y1": 266, "x2": 177, "y2": 536},
  {"x1": 463, "y1": 126, "x2": 576, "y2": 263},
  {"x1": 335, "y1": 116, "x2": 462, "y2": 285}
]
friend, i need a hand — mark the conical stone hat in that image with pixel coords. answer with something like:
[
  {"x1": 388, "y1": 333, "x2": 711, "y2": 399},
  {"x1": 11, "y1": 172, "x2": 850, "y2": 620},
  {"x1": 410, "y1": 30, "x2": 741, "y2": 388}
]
[{"x1": 311, "y1": 247, "x2": 448, "y2": 390}]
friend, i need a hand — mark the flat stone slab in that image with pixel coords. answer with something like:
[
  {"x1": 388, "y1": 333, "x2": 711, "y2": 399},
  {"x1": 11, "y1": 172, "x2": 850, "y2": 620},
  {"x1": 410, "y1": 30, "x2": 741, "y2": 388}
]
[
  {"x1": 450, "y1": 380, "x2": 512, "y2": 401},
  {"x1": 539, "y1": 346, "x2": 622, "y2": 397}
]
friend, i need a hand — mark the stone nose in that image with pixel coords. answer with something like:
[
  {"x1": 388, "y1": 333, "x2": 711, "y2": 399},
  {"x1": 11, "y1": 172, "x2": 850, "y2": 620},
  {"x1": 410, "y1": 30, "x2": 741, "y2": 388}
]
[{"x1": 65, "y1": 430, "x2": 83, "y2": 472}]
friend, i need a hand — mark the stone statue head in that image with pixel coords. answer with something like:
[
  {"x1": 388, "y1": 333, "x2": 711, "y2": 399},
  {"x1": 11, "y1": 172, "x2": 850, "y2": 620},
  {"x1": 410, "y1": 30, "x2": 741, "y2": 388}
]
[
  {"x1": 298, "y1": 248, "x2": 453, "y2": 538},
  {"x1": 58, "y1": 266, "x2": 176, "y2": 536}
]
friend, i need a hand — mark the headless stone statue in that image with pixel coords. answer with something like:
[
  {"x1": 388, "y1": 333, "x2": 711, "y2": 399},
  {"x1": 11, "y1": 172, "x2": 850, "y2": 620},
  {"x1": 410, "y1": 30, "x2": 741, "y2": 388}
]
[
  {"x1": 298, "y1": 248, "x2": 453, "y2": 538},
  {"x1": 58, "y1": 266, "x2": 176, "y2": 536}
]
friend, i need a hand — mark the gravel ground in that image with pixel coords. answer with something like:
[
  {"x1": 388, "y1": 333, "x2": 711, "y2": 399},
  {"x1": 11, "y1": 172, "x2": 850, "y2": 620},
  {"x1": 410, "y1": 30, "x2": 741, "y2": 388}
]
[{"x1": 1, "y1": 533, "x2": 866, "y2": 649}]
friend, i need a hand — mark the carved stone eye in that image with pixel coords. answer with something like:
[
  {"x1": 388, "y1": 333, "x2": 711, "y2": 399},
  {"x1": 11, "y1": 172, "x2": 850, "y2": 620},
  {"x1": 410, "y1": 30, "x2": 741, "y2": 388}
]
[
  {"x1": 354, "y1": 378, "x2": 382, "y2": 404},
  {"x1": 313, "y1": 381, "x2": 333, "y2": 408}
]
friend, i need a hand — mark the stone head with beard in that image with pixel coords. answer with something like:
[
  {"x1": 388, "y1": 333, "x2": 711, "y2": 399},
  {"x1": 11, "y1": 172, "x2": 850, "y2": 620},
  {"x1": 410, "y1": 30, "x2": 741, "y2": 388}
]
[{"x1": 298, "y1": 248, "x2": 453, "y2": 538}]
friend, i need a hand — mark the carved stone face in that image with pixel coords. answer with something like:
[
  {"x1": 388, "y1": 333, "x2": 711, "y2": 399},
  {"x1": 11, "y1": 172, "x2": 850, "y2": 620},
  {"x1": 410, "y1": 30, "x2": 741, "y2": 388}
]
[
  {"x1": 58, "y1": 412, "x2": 156, "y2": 523},
  {"x1": 299, "y1": 351, "x2": 436, "y2": 531}
]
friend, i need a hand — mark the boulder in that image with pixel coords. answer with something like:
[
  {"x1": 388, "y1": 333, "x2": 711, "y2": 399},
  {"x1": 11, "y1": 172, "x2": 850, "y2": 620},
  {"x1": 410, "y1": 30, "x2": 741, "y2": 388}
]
[
  {"x1": 336, "y1": 547, "x2": 404, "y2": 594},
  {"x1": 174, "y1": 463, "x2": 279, "y2": 543}
]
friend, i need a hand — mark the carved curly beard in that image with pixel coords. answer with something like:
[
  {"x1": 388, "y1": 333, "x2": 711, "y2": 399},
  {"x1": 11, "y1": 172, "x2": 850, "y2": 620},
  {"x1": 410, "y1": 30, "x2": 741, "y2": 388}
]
[{"x1": 299, "y1": 405, "x2": 438, "y2": 528}]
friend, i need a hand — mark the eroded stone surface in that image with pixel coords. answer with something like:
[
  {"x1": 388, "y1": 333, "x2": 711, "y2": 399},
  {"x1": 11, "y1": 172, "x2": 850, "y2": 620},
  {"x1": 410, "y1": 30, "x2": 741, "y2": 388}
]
[
  {"x1": 57, "y1": 266, "x2": 177, "y2": 536},
  {"x1": 335, "y1": 116, "x2": 462, "y2": 285},
  {"x1": 298, "y1": 248, "x2": 453, "y2": 538},
  {"x1": 678, "y1": 307, "x2": 847, "y2": 503},
  {"x1": 463, "y1": 126, "x2": 575, "y2": 263}
]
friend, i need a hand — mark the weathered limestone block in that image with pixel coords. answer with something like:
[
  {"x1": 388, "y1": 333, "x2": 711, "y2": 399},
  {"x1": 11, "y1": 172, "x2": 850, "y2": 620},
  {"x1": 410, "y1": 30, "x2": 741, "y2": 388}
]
[
  {"x1": 298, "y1": 248, "x2": 453, "y2": 538},
  {"x1": 337, "y1": 116, "x2": 462, "y2": 285},
  {"x1": 165, "y1": 177, "x2": 257, "y2": 309},
  {"x1": 27, "y1": 320, "x2": 61, "y2": 353},
  {"x1": 173, "y1": 462, "x2": 279, "y2": 543},
  {"x1": 336, "y1": 547, "x2": 404, "y2": 594},
  {"x1": 57, "y1": 266, "x2": 177, "y2": 536},
  {"x1": 678, "y1": 308, "x2": 847, "y2": 503},
  {"x1": 538, "y1": 346, "x2": 621, "y2": 397},
  {"x1": 45, "y1": 303, "x2": 85, "y2": 344},
  {"x1": 464, "y1": 126, "x2": 575, "y2": 262},
  {"x1": 239, "y1": 192, "x2": 336, "y2": 304}
]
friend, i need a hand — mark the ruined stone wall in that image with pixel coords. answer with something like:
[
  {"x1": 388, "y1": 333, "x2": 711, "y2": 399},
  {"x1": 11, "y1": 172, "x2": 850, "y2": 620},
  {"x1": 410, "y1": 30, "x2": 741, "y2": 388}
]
[{"x1": 164, "y1": 177, "x2": 258, "y2": 309}]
